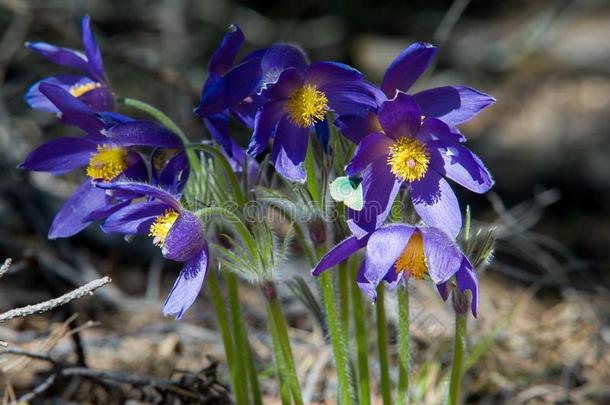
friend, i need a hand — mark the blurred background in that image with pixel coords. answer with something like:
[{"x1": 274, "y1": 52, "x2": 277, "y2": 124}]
[{"x1": 0, "y1": 0, "x2": 609, "y2": 403}]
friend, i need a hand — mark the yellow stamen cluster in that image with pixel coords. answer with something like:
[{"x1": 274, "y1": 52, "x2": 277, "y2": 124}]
[
  {"x1": 287, "y1": 84, "x2": 328, "y2": 128},
  {"x1": 86, "y1": 145, "x2": 128, "y2": 182},
  {"x1": 149, "y1": 210, "x2": 179, "y2": 247},
  {"x1": 387, "y1": 137, "x2": 430, "y2": 182},
  {"x1": 70, "y1": 82, "x2": 102, "y2": 98},
  {"x1": 395, "y1": 231, "x2": 428, "y2": 280}
]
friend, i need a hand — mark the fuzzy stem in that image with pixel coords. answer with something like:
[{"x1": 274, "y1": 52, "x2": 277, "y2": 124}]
[
  {"x1": 320, "y1": 271, "x2": 353, "y2": 405},
  {"x1": 376, "y1": 284, "x2": 392, "y2": 405},
  {"x1": 338, "y1": 261, "x2": 350, "y2": 343},
  {"x1": 351, "y1": 262, "x2": 371, "y2": 405},
  {"x1": 397, "y1": 285, "x2": 410, "y2": 404},
  {"x1": 207, "y1": 271, "x2": 247, "y2": 405},
  {"x1": 269, "y1": 306, "x2": 292, "y2": 405},
  {"x1": 304, "y1": 137, "x2": 321, "y2": 206},
  {"x1": 448, "y1": 311, "x2": 468, "y2": 405},
  {"x1": 226, "y1": 273, "x2": 262, "y2": 405},
  {"x1": 264, "y1": 283, "x2": 304, "y2": 405}
]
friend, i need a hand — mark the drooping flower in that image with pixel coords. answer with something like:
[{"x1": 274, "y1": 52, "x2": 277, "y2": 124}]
[
  {"x1": 335, "y1": 42, "x2": 495, "y2": 144},
  {"x1": 99, "y1": 182, "x2": 209, "y2": 319},
  {"x1": 345, "y1": 92, "x2": 493, "y2": 239},
  {"x1": 18, "y1": 83, "x2": 183, "y2": 238},
  {"x1": 312, "y1": 224, "x2": 479, "y2": 317},
  {"x1": 26, "y1": 15, "x2": 114, "y2": 113},
  {"x1": 248, "y1": 50, "x2": 376, "y2": 183}
]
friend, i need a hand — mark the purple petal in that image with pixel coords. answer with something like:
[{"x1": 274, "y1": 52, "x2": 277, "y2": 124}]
[
  {"x1": 163, "y1": 246, "x2": 209, "y2": 319},
  {"x1": 381, "y1": 42, "x2": 437, "y2": 97},
  {"x1": 419, "y1": 117, "x2": 465, "y2": 143},
  {"x1": 248, "y1": 101, "x2": 286, "y2": 156},
  {"x1": 48, "y1": 180, "x2": 107, "y2": 239},
  {"x1": 356, "y1": 261, "x2": 378, "y2": 301},
  {"x1": 162, "y1": 210, "x2": 206, "y2": 262},
  {"x1": 157, "y1": 151, "x2": 190, "y2": 194},
  {"x1": 101, "y1": 201, "x2": 168, "y2": 234},
  {"x1": 77, "y1": 86, "x2": 114, "y2": 112},
  {"x1": 26, "y1": 75, "x2": 91, "y2": 113},
  {"x1": 271, "y1": 117, "x2": 309, "y2": 183},
  {"x1": 304, "y1": 62, "x2": 363, "y2": 88},
  {"x1": 261, "y1": 44, "x2": 308, "y2": 87},
  {"x1": 105, "y1": 121, "x2": 182, "y2": 149},
  {"x1": 231, "y1": 93, "x2": 267, "y2": 129},
  {"x1": 345, "y1": 132, "x2": 392, "y2": 176},
  {"x1": 312, "y1": 236, "x2": 368, "y2": 276},
  {"x1": 98, "y1": 181, "x2": 180, "y2": 210},
  {"x1": 455, "y1": 258, "x2": 479, "y2": 317},
  {"x1": 38, "y1": 83, "x2": 103, "y2": 134},
  {"x1": 413, "y1": 86, "x2": 495, "y2": 126},
  {"x1": 119, "y1": 152, "x2": 149, "y2": 183},
  {"x1": 429, "y1": 140, "x2": 494, "y2": 193},
  {"x1": 321, "y1": 81, "x2": 378, "y2": 116},
  {"x1": 363, "y1": 224, "x2": 415, "y2": 292},
  {"x1": 334, "y1": 112, "x2": 382, "y2": 144},
  {"x1": 27, "y1": 41, "x2": 90, "y2": 75},
  {"x1": 263, "y1": 68, "x2": 303, "y2": 101},
  {"x1": 209, "y1": 24, "x2": 244, "y2": 75},
  {"x1": 85, "y1": 199, "x2": 131, "y2": 222},
  {"x1": 378, "y1": 92, "x2": 422, "y2": 139},
  {"x1": 410, "y1": 171, "x2": 462, "y2": 239},
  {"x1": 420, "y1": 227, "x2": 464, "y2": 284},
  {"x1": 80, "y1": 15, "x2": 105, "y2": 82},
  {"x1": 18, "y1": 137, "x2": 97, "y2": 174},
  {"x1": 347, "y1": 157, "x2": 402, "y2": 238},
  {"x1": 314, "y1": 119, "x2": 330, "y2": 152}
]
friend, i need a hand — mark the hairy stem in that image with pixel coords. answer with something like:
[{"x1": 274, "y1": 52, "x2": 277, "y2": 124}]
[
  {"x1": 376, "y1": 284, "x2": 392, "y2": 405},
  {"x1": 448, "y1": 311, "x2": 468, "y2": 405},
  {"x1": 397, "y1": 285, "x2": 410, "y2": 404},
  {"x1": 351, "y1": 262, "x2": 371, "y2": 405}
]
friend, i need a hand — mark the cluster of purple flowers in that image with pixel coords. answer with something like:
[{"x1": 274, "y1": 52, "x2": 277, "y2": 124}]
[{"x1": 20, "y1": 17, "x2": 494, "y2": 318}]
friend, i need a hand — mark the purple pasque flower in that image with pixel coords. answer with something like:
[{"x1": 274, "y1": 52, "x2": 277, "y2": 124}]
[
  {"x1": 99, "y1": 182, "x2": 209, "y2": 319},
  {"x1": 248, "y1": 51, "x2": 377, "y2": 183},
  {"x1": 312, "y1": 224, "x2": 479, "y2": 317},
  {"x1": 18, "y1": 83, "x2": 182, "y2": 238},
  {"x1": 26, "y1": 15, "x2": 114, "y2": 113},
  {"x1": 335, "y1": 42, "x2": 495, "y2": 144},
  {"x1": 345, "y1": 92, "x2": 493, "y2": 239}
]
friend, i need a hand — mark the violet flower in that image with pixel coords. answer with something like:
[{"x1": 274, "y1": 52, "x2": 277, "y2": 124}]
[
  {"x1": 312, "y1": 224, "x2": 479, "y2": 317},
  {"x1": 345, "y1": 92, "x2": 493, "y2": 239},
  {"x1": 26, "y1": 15, "x2": 114, "y2": 113},
  {"x1": 248, "y1": 49, "x2": 376, "y2": 183},
  {"x1": 18, "y1": 83, "x2": 182, "y2": 238},
  {"x1": 100, "y1": 182, "x2": 209, "y2": 319}
]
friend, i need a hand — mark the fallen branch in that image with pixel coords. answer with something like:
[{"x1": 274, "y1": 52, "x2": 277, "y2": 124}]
[{"x1": 0, "y1": 276, "x2": 111, "y2": 323}]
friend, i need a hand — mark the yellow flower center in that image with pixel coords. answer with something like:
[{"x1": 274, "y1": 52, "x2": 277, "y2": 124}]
[
  {"x1": 149, "y1": 210, "x2": 179, "y2": 247},
  {"x1": 387, "y1": 137, "x2": 430, "y2": 182},
  {"x1": 70, "y1": 82, "x2": 103, "y2": 98},
  {"x1": 287, "y1": 84, "x2": 328, "y2": 128},
  {"x1": 395, "y1": 231, "x2": 428, "y2": 280},
  {"x1": 86, "y1": 145, "x2": 128, "y2": 182}
]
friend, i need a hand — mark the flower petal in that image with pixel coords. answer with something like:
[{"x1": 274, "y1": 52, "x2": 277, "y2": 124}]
[
  {"x1": 347, "y1": 156, "x2": 402, "y2": 238},
  {"x1": 312, "y1": 235, "x2": 369, "y2": 276},
  {"x1": 420, "y1": 226, "x2": 464, "y2": 284},
  {"x1": 381, "y1": 42, "x2": 437, "y2": 97},
  {"x1": 455, "y1": 258, "x2": 479, "y2": 317},
  {"x1": 163, "y1": 246, "x2": 209, "y2": 319},
  {"x1": 156, "y1": 151, "x2": 190, "y2": 194},
  {"x1": 101, "y1": 201, "x2": 168, "y2": 234},
  {"x1": 413, "y1": 86, "x2": 495, "y2": 126},
  {"x1": 378, "y1": 92, "x2": 422, "y2": 139},
  {"x1": 77, "y1": 86, "x2": 114, "y2": 112},
  {"x1": 345, "y1": 132, "x2": 392, "y2": 176},
  {"x1": 163, "y1": 210, "x2": 206, "y2": 262},
  {"x1": 363, "y1": 224, "x2": 415, "y2": 292},
  {"x1": 262, "y1": 68, "x2": 303, "y2": 100},
  {"x1": 209, "y1": 24, "x2": 244, "y2": 75},
  {"x1": 261, "y1": 44, "x2": 308, "y2": 87},
  {"x1": 105, "y1": 121, "x2": 182, "y2": 149},
  {"x1": 271, "y1": 117, "x2": 309, "y2": 183},
  {"x1": 80, "y1": 15, "x2": 105, "y2": 82},
  {"x1": 321, "y1": 81, "x2": 378, "y2": 115},
  {"x1": 27, "y1": 41, "x2": 90, "y2": 75},
  {"x1": 98, "y1": 181, "x2": 181, "y2": 210},
  {"x1": 429, "y1": 140, "x2": 494, "y2": 193},
  {"x1": 248, "y1": 101, "x2": 286, "y2": 156},
  {"x1": 334, "y1": 112, "x2": 382, "y2": 144},
  {"x1": 419, "y1": 117, "x2": 465, "y2": 143},
  {"x1": 26, "y1": 75, "x2": 90, "y2": 113},
  {"x1": 48, "y1": 180, "x2": 107, "y2": 239},
  {"x1": 314, "y1": 119, "x2": 330, "y2": 152},
  {"x1": 39, "y1": 83, "x2": 103, "y2": 134},
  {"x1": 410, "y1": 170, "x2": 461, "y2": 239},
  {"x1": 305, "y1": 62, "x2": 363, "y2": 88},
  {"x1": 18, "y1": 136, "x2": 97, "y2": 174}
]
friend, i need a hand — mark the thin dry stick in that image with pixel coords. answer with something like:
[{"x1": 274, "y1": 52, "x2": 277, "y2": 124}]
[{"x1": 0, "y1": 276, "x2": 111, "y2": 323}]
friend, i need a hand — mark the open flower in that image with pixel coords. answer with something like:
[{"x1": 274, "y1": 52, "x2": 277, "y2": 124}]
[
  {"x1": 26, "y1": 15, "x2": 113, "y2": 113},
  {"x1": 18, "y1": 83, "x2": 182, "y2": 238},
  {"x1": 345, "y1": 92, "x2": 493, "y2": 239},
  {"x1": 312, "y1": 224, "x2": 479, "y2": 316},
  {"x1": 100, "y1": 182, "x2": 209, "y2": 319},
  {"x1": 248, "y1": 51, "x2": 376, "y2": 182},
  {"x1": 335, "y1": 42, "x2": 495, "y2": 144}
]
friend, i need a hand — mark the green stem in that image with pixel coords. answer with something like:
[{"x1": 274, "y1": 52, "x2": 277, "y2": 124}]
[
  {"x1": 320, "y1": 271, "x2": 353, "y2": 405},
  {"x1": 268, "y1": 304, "x2": 292, "y2": 405},
  {"x1": 376, "y1": 284, "x2": 392, "y2": 405},
  {"x1": 304, "y1": 137, "x2": 321, "y2": 206},
  {"x1": 448, "y1": 311, "x2": 467, "y2": 405},
  {"x1": 397, "y1": 285, "x2": 410, "y2": 405},
  {"x1": 351, "y1": 261, "x2": 371, "y2": 405},
  {"x1": 118, "y1": 97, "x2": 199, "y2": 169},
  {"x1": 207, "y1": 271, "x2": 246, "y2": 404},
  {"x1": 338, "y1": 261, "x2": 350, "y2": 343},
  {"x1": 265, "y1": 284, "x2": 304, "y2": 405},
  {"x1": 226, "y1": 273, "x2": 262, "y2": 405}
]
